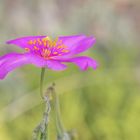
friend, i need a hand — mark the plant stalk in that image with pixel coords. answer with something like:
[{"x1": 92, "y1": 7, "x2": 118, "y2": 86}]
[{"x1": 40, "y1": 68, "x2": 46, "y2": 99}]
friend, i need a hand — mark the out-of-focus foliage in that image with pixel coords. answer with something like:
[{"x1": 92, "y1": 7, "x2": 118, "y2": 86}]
[{"x1": 0, "y1": 0, "x2": 140, "y2": 140}]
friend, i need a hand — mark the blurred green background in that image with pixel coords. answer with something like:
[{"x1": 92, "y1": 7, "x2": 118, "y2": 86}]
[{"x1": 0, "y1": 0, "x2": 140, "y2": 140}]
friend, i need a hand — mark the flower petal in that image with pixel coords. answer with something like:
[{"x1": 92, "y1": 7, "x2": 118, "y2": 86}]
[
  {"x1": 58, "y1": 56, "x2": 98, "y2": 70},
  {"x1": 46, "y1": 60, "x2": 67, "y2": 71},
  {"x1": 0, "y1": 53, "x2": 48, "y2": 79},
  {"x1": 6, "y1": 36, "x2": 46, "y2": 49},
  {"x1": 57, "y1": 35, "x2": 96, "y2": 57}
]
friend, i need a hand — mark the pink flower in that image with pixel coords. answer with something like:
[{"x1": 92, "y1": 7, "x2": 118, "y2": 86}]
[{"x1": 0, "y1": 35, "x2": 98, "y2": 79}]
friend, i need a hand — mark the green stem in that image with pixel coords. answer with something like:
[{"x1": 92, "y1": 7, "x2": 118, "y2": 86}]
[
  {"x1": 53, "y1": 90, "x2": 65, "y2": 139},
  {"x1": 40, "y1": 68, "x2": 46, "y2": 99}
]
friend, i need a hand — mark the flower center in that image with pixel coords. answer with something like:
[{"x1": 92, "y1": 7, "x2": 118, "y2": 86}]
[{"x1": 25, "y1": 36, "x2": 69, "y2": 59}]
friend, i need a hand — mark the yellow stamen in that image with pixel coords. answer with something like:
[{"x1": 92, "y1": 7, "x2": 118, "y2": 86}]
[
  {"x1": 62, "y1": 45, "x2": 67, "y2": 49},
  {"x1": 33, "y1": 46, "x2": 39, "y2": 50},
  {"x1": 43, "y1": 49, "x2": 51, "y2": 56},
  {"x1": 33, "y1": 40, "x2": 36, "y2": 45},
  {"x1": 37, "y1": 38, "x2": 42, "y2": 45},
  {"x1": 52, "y1": 41, "x2": 56, "y2": 47},
  {"x1": 44, "y1": 49, "x2": 48, "y2": 54},
  {"x1": 48, "y1": 40, "x2": 52, "y2": 47},
  {"x1": 53, "y1": 52, "x2": 58, "y2": 55},
  {"x1": 28, "y1": 40, "x2": 33, "y2": 45},
  {"x1": 61, "y1": 49, "x2": 69, "y2": 53},
  {"x1": 25, "y1": 48, "x2": 30, "y2": 51},
  {"x1": 43, "y1": 41, "x2": 47, "y2": 47},
  {"x1": 47, "y1": 50, "x2": 51, "y2": 56},
  {"x1": 57, "y1": 45, "x2": 63, "y2": 49}
]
